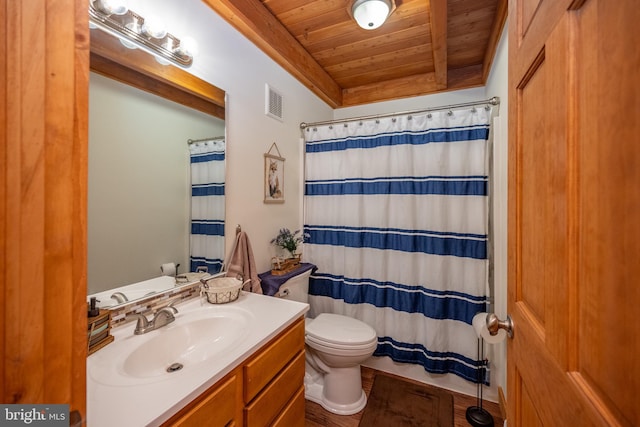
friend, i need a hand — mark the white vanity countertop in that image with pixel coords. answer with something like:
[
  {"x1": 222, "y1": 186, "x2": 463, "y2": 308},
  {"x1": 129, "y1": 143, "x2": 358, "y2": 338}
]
[{"x1": 87, "y1": 292, "x2": 309, "y2": 427}]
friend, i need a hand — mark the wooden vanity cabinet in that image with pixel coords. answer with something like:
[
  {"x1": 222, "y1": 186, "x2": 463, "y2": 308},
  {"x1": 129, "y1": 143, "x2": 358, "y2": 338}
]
[
  {"x1": 167, "y1": 374, "x2": 240, "y2": 427},
  {"x1": 162, "y1": 317, "x2": 305, "y2": 427}
]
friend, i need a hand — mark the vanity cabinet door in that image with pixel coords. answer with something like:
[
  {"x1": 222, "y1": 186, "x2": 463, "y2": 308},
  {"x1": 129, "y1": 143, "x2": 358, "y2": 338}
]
[
  {"x1": 271, "y1": 386, "x2": 306, "y2": 427},
  {"x1": 244, "y1": 352, "x2": 305, "y2": 427},
  {"x1": 243, "y1": 318, "x2": 305, "y2": 403},
  {"x1": 167, "y1": 374, "x2": 238, "y2": 427}
]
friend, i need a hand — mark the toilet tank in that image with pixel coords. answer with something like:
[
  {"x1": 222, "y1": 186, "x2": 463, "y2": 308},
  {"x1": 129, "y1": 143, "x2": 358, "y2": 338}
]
[{"x1": 278, "y1": 269, "x2": 312, "y2": 303}]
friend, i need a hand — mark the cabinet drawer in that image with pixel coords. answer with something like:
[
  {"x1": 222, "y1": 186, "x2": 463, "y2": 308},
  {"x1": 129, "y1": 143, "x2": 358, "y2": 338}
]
[
  {"x1": 167, "y1": 374, "x2": 237, "y2": 427},
  {"x1": 244, "y1": 351, "x2": 305, "y2": 427},
  {"x1": 243, "y1": 318, "x2": 304, "y2": 403},
  {"x1": 271, "y1": 386, "x2": 305, "y2": 427}
]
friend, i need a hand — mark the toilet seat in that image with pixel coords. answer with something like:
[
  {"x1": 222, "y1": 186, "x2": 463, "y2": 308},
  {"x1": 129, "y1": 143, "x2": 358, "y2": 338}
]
[
  {"x1": 306, "y1": 335, "x2": 377, "y2": 353},
  {"x1": 306, "y1": 313, "x2": 377, "y2": 348}
]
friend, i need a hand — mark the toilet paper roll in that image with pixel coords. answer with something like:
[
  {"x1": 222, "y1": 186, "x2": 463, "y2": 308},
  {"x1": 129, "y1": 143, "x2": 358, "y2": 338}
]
[
  {"x1": 160, "y1": 262, "x2": 176, "y2": 277},
  {"x1": 472, "y1": 312, "x2": 507, "y2": 344}
]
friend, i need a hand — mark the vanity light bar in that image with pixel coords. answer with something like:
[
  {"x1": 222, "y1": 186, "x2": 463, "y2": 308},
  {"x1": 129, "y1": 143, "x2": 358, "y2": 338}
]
[{"x1": 89, "y1": 1, "x2": 194, "y2": 68}]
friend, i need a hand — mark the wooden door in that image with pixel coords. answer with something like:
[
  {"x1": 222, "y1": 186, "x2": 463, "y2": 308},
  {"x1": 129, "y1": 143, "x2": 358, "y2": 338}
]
[
  {"x1": 508, "y1": 0, "x2": 639, "y2": 426},
  {"x1": 1, "y1": 0, "x2": 88, "y2": 423}
]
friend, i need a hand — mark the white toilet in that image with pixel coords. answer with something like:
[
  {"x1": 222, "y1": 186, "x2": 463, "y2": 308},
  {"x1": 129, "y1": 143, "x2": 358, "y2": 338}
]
[{"x1": 278, "y1": 269, "x2": 378, "y2": 415}]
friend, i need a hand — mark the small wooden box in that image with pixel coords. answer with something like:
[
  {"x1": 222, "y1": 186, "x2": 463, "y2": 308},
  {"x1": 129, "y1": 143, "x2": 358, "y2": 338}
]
[
  {"x1": 88, "y1": 309, "x2": 114, "y2": 355},
  {"x1": 271, "y1": 254, "x2": 302, "y2": 276}
]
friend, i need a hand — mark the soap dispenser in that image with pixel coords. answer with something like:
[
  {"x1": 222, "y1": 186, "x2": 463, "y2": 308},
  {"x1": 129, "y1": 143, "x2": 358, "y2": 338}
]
[{"x1": 87, "y1": 297, "x2": 100, "y2": 317}]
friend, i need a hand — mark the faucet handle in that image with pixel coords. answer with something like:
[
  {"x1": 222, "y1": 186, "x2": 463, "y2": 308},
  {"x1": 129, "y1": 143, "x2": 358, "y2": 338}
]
[
  {"x1": 152, "y1": 307, "x2": 176, "y2": 329},
  {"x1": 133, "y1": 313, "x2": 150, "y2": 335},
  {"x1": 164, "y1": 305, "x2": 178, "y2": 314},
  {"x1": 156, "y1": 306, "x2": 177, "y2": 317},
  {"x1": 153, "y1": 298, "x2": 179, "y2": 315}
]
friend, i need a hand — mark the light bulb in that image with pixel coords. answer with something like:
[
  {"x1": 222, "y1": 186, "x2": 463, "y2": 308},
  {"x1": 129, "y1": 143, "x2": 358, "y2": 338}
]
[
  {"x1": 352, "y1": 0, "x2": 391, "y2": 30},
  {"x1": 141, "y1": 15, "x2": 167, "y2": 39},
  {"x1": 175, "y1": 37, "x2": 198, "y2": 59},
  {"x1": 94, "y1": 0, "x2": 128, "y2": 15}
]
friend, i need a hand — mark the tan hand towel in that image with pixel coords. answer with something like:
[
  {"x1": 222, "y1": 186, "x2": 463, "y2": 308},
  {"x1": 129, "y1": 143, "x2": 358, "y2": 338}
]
[{"x1": 225, "y1": 231, "x2": 262, "y2": 294}]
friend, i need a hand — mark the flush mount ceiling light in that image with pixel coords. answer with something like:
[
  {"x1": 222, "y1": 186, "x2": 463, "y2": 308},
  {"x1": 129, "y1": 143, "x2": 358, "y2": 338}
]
[
  {"x1": 351, "y1": 0, "x2": 395, "y2": 30},
  {"x1": 89, "y1": 0, "x2": 197, "y2": 68}
]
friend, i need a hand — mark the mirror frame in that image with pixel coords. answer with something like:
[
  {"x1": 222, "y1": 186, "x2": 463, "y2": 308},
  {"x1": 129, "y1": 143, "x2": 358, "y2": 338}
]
[{"x1": 90, "y1": 29, "x2": 225, "y2": 120}]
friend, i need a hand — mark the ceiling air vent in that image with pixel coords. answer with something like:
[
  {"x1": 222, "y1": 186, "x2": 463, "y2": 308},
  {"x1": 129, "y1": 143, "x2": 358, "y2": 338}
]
[{"x1": 265, "y1": 84, "x2": 283, "y2": 122}]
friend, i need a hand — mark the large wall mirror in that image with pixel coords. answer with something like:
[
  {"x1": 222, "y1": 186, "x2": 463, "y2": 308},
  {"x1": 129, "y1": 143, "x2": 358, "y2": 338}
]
[{"x1": 87, "y1": 29, "x2": 227, "y2": 308}]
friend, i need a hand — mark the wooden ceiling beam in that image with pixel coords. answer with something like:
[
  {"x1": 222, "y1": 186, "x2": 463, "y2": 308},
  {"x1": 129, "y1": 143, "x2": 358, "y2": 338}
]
[
  {"x1": 341, "y1": 64, "x2": 483, "y2": 107},
  {"x1": 202, "y1": 0, "x2": 343, "y2": 108},
  {"x1": 342, "y1": 72, "x2": 437, "y2": 106},
  {"x1": 428, "y1": 0, "x2": 448, "y2": 89},
  {"x1": 447, "y1": 64, "x2": 484, "y2": 89}
]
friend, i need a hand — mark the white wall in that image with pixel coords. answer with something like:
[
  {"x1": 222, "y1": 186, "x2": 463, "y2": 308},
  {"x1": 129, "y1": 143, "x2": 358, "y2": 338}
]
[
  {"x1": 123, "y1": 0, "x2": 333, "y2": 273},
  {"x1": 88, "y1": 72, "x2": 224, "y2": 294}
]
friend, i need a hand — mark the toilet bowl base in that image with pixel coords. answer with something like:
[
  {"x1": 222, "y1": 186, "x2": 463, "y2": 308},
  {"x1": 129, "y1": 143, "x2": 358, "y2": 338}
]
[{"x1": 304, "y1": 372, "x2": 367, "y2": 415}]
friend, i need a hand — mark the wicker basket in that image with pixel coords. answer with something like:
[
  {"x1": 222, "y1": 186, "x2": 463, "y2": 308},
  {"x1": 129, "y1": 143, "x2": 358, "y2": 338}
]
[{"x1": 200, "y1": 277, "x2": 246, "y2": 304}]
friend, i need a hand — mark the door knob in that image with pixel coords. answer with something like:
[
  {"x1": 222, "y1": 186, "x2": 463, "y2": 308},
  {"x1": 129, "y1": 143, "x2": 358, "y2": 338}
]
[{"x1": 486, "y1": 313, "x2": 513, "y2": 338}]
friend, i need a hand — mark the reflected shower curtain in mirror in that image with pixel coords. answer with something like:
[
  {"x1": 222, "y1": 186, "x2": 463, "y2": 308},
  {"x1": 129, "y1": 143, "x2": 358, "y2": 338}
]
[
  {"x1": 189, "y1": 140, "x2": 225, "y2": 274},
  {"x1": 303, "y1": 106, "x2": 493, "y2": 382}
]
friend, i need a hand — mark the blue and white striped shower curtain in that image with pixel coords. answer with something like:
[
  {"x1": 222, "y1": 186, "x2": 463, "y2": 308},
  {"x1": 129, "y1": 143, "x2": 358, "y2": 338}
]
[
  {"x1": 189, "y1": 140, "x2": 225, "y2": 274},
  {"x1": 303, "y1": 106, "x2": 492, "y2": 383}
]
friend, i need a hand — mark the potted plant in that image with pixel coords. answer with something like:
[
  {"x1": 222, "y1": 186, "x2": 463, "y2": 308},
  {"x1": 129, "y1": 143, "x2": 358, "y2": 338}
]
[{"x1": 271, "y1": 228, "x2": 308, "y2": 257}]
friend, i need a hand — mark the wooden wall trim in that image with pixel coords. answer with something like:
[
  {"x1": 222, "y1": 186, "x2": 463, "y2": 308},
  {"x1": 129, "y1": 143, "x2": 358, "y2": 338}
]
[
  {"x1": 90, "y1": 29, "x2": 226, "y2": 120},
  {"x1": 73, "y1": 0, "x2": 90, "y2": 415},
  {"x1": 2, "y1": 0, "x2": 88, "y2": 421},
  {"x1": 0, "y1": 0, "x2": 7, "y2": 400}
]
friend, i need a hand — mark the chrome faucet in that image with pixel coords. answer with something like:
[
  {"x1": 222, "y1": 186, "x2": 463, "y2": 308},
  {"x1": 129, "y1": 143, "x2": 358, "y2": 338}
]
[{"x1": 133, "y1": 305, "x2": 178, "y2": 335}]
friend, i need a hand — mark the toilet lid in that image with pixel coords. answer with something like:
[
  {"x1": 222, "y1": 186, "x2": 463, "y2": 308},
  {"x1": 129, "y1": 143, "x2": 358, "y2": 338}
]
[{"x1": 306, "y1": 313, "x2": 377, "y2": 346}]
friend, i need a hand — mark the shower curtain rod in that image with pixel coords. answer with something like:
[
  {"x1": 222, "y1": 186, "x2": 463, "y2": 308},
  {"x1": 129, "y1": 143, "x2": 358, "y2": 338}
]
[
  {"x1": 187, "y1": 136, "x2": 225, "y2": 145},
  {"x1": 299, "y1": 96, "x2": 500, "y2": 129}
]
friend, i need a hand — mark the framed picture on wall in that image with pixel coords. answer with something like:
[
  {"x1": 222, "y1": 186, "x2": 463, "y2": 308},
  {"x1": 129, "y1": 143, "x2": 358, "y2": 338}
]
[{"x1": 264, "y1": 143, "x2": 285, "y2": 204}]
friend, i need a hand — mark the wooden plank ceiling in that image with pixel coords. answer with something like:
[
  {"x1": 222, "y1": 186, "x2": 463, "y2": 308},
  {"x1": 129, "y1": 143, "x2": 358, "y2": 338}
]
[{"x1": 203, "y1": 0, "x2": 507, "y2": 108}]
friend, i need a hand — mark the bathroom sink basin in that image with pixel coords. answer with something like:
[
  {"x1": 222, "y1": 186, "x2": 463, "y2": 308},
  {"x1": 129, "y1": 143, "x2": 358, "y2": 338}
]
[
  {"x1": 89, "y1": 305, "x2": 252, "y2": 386},
  {"x1": 123, "y1": 315, "x2": 246, "y2": 378}
]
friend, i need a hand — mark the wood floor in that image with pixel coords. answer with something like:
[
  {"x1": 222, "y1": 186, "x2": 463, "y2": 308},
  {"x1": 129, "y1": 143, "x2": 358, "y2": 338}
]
[{"x1": 305, "y1": 367, "x2": 504, "y2": 427}]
